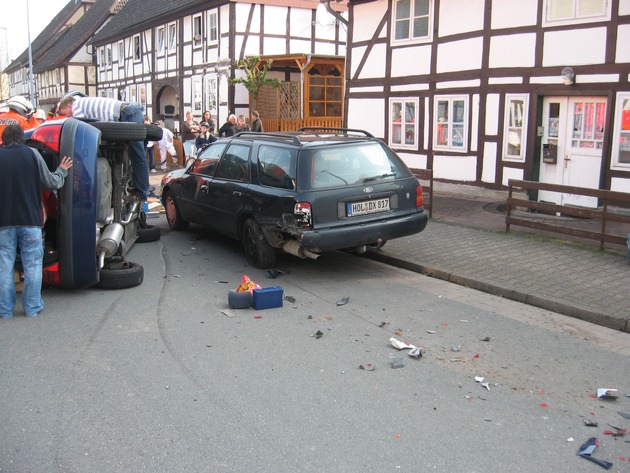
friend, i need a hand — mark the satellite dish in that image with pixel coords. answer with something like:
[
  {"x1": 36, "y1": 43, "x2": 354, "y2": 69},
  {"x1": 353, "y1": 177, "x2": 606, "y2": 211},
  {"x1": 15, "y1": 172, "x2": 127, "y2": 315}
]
[{"x1": 316, "y1": 2, "x2": 336, "y2": 28}]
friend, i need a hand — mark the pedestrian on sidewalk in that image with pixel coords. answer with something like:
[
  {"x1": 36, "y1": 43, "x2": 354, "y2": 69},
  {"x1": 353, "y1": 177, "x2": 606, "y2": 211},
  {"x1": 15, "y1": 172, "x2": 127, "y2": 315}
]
[
  {"x1": 57, "y1": 94, "x2": 149, "y2": 200},
  {"x1": 250, "y1": 111, "x2": 263, "y2": 132},
  {"x1": 218, "y1": 114, "x2": 237, "y2": 137},
  {"x1": 156, "y1": 121, "x2": 178, "y2": 171},
  {"x1": 0, "y1": 125, "x2": 73, "y2": 318},
  {"x1": 195, "y1": 121, "x2": 217, "y2": 154},
  {"x1": 181, "y1": 111, "x2": 200, "y2": 159}
]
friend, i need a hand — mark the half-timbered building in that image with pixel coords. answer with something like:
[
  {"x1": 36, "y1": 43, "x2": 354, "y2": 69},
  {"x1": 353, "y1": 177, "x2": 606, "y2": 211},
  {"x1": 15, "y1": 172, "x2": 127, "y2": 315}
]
[
  {"x1": 89, "y1": 0, "x2": 347, "y2": 133},
  {"x1": 345, "y1": 0, "x2": 630, "y2": 206}
]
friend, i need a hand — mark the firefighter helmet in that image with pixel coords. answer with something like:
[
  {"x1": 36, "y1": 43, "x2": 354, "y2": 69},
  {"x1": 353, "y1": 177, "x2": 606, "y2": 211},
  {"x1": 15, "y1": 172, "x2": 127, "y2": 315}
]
[{"x1": 7, "y1": 96, "x2": 35, "y2": 117}]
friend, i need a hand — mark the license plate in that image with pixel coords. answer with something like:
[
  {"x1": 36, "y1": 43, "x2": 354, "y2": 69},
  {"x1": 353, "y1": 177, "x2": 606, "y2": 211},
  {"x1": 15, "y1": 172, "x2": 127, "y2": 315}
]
[{"x1": 347, "y1": 198, "x2": 390, "y2": 216}]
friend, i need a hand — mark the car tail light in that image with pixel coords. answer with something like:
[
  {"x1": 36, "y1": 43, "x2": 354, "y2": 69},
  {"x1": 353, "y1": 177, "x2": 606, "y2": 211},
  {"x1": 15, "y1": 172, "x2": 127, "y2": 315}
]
[
  {"x1": 415, "y1": 185, "x2": 424, "y2": 208},
  {"x1": 30, "y1": 124, "x2": 62, "y2": 153},
  {"x1": 294, "y1": 202, "x2": 312, "y2": 227},
  {"x1": 42, "y1": 262, "x2": 62, "y2": 286}
]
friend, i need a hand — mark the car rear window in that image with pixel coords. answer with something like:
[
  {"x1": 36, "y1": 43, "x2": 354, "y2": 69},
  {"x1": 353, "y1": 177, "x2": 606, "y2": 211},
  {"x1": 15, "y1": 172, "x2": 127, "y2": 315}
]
[{"x1": 298, "y1": 142, "x2": 412, "y2": 190}]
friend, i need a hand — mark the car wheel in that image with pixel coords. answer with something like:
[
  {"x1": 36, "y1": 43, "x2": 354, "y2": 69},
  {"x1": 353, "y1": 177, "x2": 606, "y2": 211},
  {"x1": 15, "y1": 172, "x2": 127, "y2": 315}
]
[
  {"x1": 145, "y1": 124, "x2": 163, "y2": 141},
  {"x1": 164, "y1": 190, "x2": 189, "y2": 230},
  {"x1": 137, "y1": 224, "x2": 161, "y2": 243},
  {"x1": 98, "y1": 259, "x2": 144, "y2": 289},
  {"x1": 90, "y1": 122, "x2": 147, "y2": 142},
  {"x1": 241, "y1": 218, "x2": 276, "y2": 269}
]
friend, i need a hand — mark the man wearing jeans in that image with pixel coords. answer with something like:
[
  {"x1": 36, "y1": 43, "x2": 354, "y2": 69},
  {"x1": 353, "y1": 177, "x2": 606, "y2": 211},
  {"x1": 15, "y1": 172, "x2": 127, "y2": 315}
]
[
  {"x1": 57, "y1": 95, "x2": 149, "y2": 201},
  {"x1": 0, "y1": 125, "x2": 72, "y2": 318}
]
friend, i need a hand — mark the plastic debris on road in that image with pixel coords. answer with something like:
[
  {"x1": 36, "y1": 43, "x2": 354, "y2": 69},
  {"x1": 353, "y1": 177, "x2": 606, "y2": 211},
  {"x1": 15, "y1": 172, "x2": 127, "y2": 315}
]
[
  {"x1": 390, "y1": 337, "x2": 424, "y2": 358},
  {"x1": 391, "y1": 358, "x2": 404, "y2": 369},
  {"x1": 576, "y1": 437, "x2": 613, "y2": 469},
  {"x1": 359, "y1": 363, "x2": 375, "y2": 371},
  {"x1": 597, "y1": 388, "x2": 619, "y2": 399},
  {"x1": 313, "y1": 330, "x2": 323, "y2": 339},
  {"x1": 336, "y1": 296, "x2": 350, "y2": 306}
]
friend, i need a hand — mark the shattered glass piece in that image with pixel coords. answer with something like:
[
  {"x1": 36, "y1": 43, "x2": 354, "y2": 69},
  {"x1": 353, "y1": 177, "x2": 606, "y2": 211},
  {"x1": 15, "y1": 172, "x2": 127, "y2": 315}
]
[
  {"x1": 336, "y1": 297, "x2": 350, "y2": 306},
  {"x1": 577, "y1": 437, "x2": 613, "y2": 469},
  {"x1": 391, "y1": 358, "x2": 404, "y2": 369}
]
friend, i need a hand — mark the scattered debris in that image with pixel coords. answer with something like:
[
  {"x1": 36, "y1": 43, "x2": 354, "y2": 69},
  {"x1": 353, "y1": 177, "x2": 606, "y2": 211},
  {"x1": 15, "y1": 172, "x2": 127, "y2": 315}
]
[
  {"x1": 266, "y1": 269, "x2": 283, "y2": 279},
  {"x1": 379, "y1": 321, "x2": 386, "y2": 327},
  {"x1": 218, "y1": 280, "x2": 229, "y2": 284},
  {"x1": 451, "y1": 345, "x2": 462, "y2": 352},
  {"x1": 583, "y1": 419, "x2": 599, "y2": 427},
  {"x1": 604, "y1": 424, "x2": 627, "y2": 437},
  {"x1": 221, "y1": 309, "x2": 238, "y2": 318},
  {"x1": 618, "y1": 411, "x2": 630, "y2": 420},
  {"x1": 481, "y1": 383, "x2": 490, "y2": 391},
  {"x1": 427, "y1": 330, "x2": 436, "y2": 334},
  {"x1": 313, "y1": 330, "x2": 323, "y2": 339},
  {"x1": 391, "y1": 358, "x2": 404, "y2": 369},
  {"x1": 336, "y1": 296, "x2": 350, "y2": 306},
  {"x1": 597, "y1": 389, "x2": 619, "y2": 399},
  {"x1": 359, "y1": 363, "x2": 375, "y2": 371},
  {"x1": 474, "y1": 376, "x2": 484, "y2": 383},
  {"x1": 307, "y1": 315, "x2": 313, "y2": 319},
  {"x1": 408, "y1": 347, "x2": 423, "y2": 358},
  {"x1": 481, "y1": 337, "x2": 491, "y2": 342},
  {"x1": 390, "y1": 337, "x2": 424, "y2": 358},
  {"x1": 284, "y1": 295, "x2": 296, "y2": 303},
  {"x1": 568, "y1": 437, "x2": 574, "y2": 442},
  {"x1": 577, "y1": 437, "x2": 613, "y2": 469}
]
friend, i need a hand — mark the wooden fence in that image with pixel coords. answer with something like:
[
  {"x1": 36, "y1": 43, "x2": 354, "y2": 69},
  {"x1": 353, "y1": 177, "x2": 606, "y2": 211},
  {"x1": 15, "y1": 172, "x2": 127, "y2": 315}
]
[
  {"x1": 506, "y1": 179, "x2": 630, "y2": 249},
  {"x1": 261, "y1": 117, "x2": 343, "y2": 132}
]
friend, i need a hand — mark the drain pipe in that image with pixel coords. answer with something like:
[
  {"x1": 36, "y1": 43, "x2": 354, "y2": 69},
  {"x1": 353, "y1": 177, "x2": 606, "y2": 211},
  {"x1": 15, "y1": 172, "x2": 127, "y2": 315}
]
[
  {"x1": 300, "y1": 54, "x2": 312, "y2": 120},
  {"x1": 319, "y1": 0, "x2": 348, "y2": 27}
]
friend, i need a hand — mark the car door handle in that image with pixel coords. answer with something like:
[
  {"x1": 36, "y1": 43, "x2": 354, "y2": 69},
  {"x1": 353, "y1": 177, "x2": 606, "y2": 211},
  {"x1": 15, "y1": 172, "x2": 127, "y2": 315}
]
[
  {"x1": 233, "y1": 191, "x2": 242, "y2": 198},
  {"x1": 201, "y1": 184, "x2": 209, "y2": 193}
]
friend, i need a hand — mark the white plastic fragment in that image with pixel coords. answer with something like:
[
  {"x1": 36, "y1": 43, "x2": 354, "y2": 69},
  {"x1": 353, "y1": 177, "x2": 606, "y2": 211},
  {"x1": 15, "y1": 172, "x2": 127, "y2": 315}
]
[
  {"x1": 474, "y1": 376, "x2": 485, "y2": 383},
  {"x1": 481, "y1": 383, "x2": 490, "y2": 391},
  {"x1": 390, "y1": 337, "x2": 414, "y2": 350},
  {"x1": 597, "y1": 388, "x2": 619, "y2": 399}
]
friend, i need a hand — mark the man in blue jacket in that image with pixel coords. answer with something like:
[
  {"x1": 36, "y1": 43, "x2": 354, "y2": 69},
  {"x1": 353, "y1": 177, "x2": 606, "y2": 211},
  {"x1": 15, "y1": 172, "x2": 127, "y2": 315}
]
[{"x1": 0, "y1": 125, "x2": 73, "y2": 318}]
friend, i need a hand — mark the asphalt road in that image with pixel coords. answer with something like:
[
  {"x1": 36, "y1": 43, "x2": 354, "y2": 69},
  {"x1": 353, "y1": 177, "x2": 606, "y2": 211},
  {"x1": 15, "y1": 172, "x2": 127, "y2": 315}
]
[{"x1": 1, "y1": 218, "x2": 629, "y2": 472}]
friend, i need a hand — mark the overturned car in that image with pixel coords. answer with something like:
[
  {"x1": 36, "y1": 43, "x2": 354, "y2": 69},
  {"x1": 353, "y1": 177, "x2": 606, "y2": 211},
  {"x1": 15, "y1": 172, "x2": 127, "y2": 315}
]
[{"x1": 25, "y1": 118, "x2": 162, "y2": 289}]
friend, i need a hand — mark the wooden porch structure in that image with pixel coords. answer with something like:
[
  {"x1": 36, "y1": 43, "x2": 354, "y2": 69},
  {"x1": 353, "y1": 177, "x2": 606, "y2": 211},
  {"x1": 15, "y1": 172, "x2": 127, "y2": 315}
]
[{"x1": 254, "y1": 54, "x2": 345, "y2": 132}]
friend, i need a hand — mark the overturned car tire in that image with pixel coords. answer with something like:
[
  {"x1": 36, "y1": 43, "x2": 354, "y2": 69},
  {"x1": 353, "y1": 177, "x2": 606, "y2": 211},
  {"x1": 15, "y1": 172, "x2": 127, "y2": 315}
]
[
  {"x1": 91, "y1": 121, "x2": 147, "y2": 142},
  {"x1": 145, "y1": 124, "x2": 163, "y2": 141},
  {"x1": 137, "y1": 224, "x2": 161, "y2": 243},
  {"x1": 98, "y1": 259, "x2": 144, "y2": 289}
]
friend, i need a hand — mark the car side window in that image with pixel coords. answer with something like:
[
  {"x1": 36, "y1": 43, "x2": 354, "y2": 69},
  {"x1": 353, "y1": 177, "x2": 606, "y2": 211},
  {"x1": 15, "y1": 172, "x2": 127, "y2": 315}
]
[
  {"x1": 191, "y1": 142, "x2": 227, "y2": 177},
  {"x1": 215, "y1": 143, "x2": 250, "y2": 181},
  {"x1": 258, "y1": 145, "x2": 296, "y2": 190}
]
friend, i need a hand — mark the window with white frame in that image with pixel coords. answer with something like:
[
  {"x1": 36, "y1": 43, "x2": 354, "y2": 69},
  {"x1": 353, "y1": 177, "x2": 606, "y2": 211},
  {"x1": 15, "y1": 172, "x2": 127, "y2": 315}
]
[
  {"x1": 544, "y1": 0, "x2": 610, "y2": 26},
  {"x1": 118, "y1": 41, "x2": 124, "y2": 63},
  {"x1": 393, "y1": 0, "x2": 432, "y2": 43},
  {"x1": 503, "y1": 94, "x2": 529, "y2": 162},
  {"x1": 611, "y1": 93, "x2": 630, "y2": 170},
  {"x1": 389, "y1": 98, "x2": 418, "y2": 148},
  {"x1": 133, "y1": 35, "x2": 141, "y2": 61},
  {"x1": 99, "y1": 48, "x2": 105, "y2": 68},
  {"x1": 433, "y1": 96, "x2": 468, "y2": 151},
  {"x1": 157, "y1": 27, "x2": 165, "y2": 55},
  {"x1": 106, "y1": 46, "x2": 112, "y2": 68},
  {"x1": 193, "y1": 14, "x2": 202, "y2": 46},
  {"x1": 208, "y1": 11, "x2": 218, "y2": 44},
  {"x1": 168, "y1": 23, "x2": 177, "y2": 52}
]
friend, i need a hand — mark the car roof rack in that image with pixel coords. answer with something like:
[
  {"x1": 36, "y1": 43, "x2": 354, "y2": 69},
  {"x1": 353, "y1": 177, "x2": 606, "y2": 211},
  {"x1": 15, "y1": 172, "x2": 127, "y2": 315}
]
[
  {"x1": 233, "y1": 131, "x2": 302, "y2": 145},
  {"x1": 297, "y1": 127, "x2": 374, "y2": 138}
]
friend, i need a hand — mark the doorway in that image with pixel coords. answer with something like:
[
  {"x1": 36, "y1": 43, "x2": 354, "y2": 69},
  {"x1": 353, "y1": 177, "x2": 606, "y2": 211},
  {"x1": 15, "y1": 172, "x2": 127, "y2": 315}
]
[{"x1": 538, "y1": 96, "x2": 606, "y2": 208}]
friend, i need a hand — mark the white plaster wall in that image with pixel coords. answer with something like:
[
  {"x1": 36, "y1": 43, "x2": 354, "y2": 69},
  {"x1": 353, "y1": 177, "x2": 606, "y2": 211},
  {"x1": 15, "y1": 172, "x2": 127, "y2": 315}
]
[
  {"x1": 610, "y1": 177, "x2": 630, "y2": 193},
  {"x1": 312, "y1": 41, "x2": 342, "y2": 56},
  {"x1": 485, "y1": 94, "x2": 500, "y2": 136},
  {"x1": 543, "y1": 28, "x2": 607, "y2": 66},
  {"x1": 619, "y1": 0, "x2": 630, "y2": 15},
  {"x1": 491, "y1": 0, "x2": 538, "y2": 29},
  {"x1": 351, "y1": 1, "x2": 388, "y2": 43},
  {"x1": 616, "y1": 25, "x2": 630, "y2": 63},
  {"x1": 68, "y1": 66, "x2": 84, "y2": 83},
  {"x1": 290, "y1": 8, "x2": 312, "y2": 38},
  {"x1": 397, "y1": 152, "x2": 427, "y2": 170},
  {"x1": 248, "y1": 4, "x2": 261, "y2": 34},
  {"x1": 502, "y1": 167, "x2": 524, "y2": 187},
  {"x1": 436, "y1": 38, "x2": 483, "y2": 73},
  {"x1": 391, "y1": 45, "x2": 431, "y2": 77},
  {"x1": 264, "y1": 4, "x2": 288, "y2": 34},
  {"x1": 347, "y1": 98, "x2": 385, "y2": 138},
  {"x1": 264, "y1": 37, "x2": 288, "y2": 55},
  {"x1": 438, "y1": 0, "x2": 484, "y2": 37},
  {"x1": 482, "y1": 142, "x2": 497, "y2": 183},
  {"x1": 352, "y1": 44, "x2": 387, "y2": 79},
  {"x1": 489, "y1": 34, "x2": 536, "y2": 68},
  {"x1": 434, "y1": 155, "x2": 477, "y2": 181}
]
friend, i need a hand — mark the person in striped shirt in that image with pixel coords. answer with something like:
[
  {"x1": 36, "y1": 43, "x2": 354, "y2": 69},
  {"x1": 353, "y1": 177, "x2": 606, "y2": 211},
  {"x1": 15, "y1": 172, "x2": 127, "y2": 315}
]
[{"x1": 57, "y1": 95, "x2": 149, "y2": 201}]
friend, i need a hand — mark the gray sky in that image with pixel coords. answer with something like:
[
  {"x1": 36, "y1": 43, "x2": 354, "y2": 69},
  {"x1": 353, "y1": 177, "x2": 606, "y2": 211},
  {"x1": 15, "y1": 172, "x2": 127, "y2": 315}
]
[{"x1": 0, "y1": 0, "x2": 69, "y2": 65}]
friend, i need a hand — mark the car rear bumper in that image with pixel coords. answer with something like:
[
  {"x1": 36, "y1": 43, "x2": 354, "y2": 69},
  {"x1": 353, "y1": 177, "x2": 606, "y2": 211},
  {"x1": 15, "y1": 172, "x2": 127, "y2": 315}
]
[{"x1": 298, "y1": 211, "x2": 428, "y2": 251}]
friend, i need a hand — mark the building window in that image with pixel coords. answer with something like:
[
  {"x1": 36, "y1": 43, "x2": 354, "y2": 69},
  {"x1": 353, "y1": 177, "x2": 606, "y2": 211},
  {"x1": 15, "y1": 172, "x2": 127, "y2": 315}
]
[
  {"x1": 393, "y1": 0, "x2": 432, "y2": 42},
  {"x1": 308, "y1": 73, "x2": 342, "y2": 118},
  {"x1": 389, "y1": 98, "x2": 418, "y2": 148},
  {"x1": 118, "y1": 41, "x2": 124, "y2": 62},
  {"x1": 193, "y1": 15, "x2": 202, "y2": 46},
  {"x1": 106, "y1": 46, "x2": 113, "y2": 68},
  {"x1": 544, "y1": 0, "x2": 610, "y2": 26},
  {"x1": 434, "y1": 96, "x2": 468, "y2": 151},
  {"x1": 157, "y1": 27, "x2": 165, "y2": 55},
  {"x1": 208, "y1": 11, "x2": 218, "y2": 43},
  {"x1": 168, "y1": 23, "x2": 177, "y2": 52},
  {"x1": 503, "y1": 94, "x2": 529, "y2": 162},
  {"x1": 612, "y1": 94, "x2": 630, "y2": 170},
  {"x1": 99, "y1": 48, "x2": 105, "y2": 67},
  {"x1": 133, "y1": 35, "x2": 141, "y2": 61}
]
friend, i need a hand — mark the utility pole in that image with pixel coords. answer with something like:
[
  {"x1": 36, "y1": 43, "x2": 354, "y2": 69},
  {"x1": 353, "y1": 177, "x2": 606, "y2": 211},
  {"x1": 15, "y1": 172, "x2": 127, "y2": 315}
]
[
  {"x1": 26, "y1": 0, "x2": 37, "y2": 107},
  {"x1": 0, "y1": 27, "x2": 8, "y2": 101}
]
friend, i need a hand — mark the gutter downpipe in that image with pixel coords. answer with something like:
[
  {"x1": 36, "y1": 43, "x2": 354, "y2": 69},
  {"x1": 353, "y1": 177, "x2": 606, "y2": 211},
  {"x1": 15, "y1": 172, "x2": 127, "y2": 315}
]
[{"x1": 300, "y1": 54, "x2": 312, "y2": 120}]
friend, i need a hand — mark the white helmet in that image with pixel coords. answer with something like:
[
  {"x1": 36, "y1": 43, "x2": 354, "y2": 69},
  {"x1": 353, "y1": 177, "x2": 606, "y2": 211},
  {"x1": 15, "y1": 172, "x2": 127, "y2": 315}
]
[{"x1": 7, "y1": 96, "x2": 35, "y2": 116}]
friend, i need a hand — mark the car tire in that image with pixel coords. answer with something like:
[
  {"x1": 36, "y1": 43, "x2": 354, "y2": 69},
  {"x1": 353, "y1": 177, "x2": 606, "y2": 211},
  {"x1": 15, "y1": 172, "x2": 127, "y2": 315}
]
[
  {"x1": 241, "y1": 218, "x2": 276, "y2": 269},
  {"x1": 137, "y1": 224, "x2": 161, "y2": 243},
  {"x1": 164, "y1": 190, "x2": 189, "y2": 230},
  {"x1": 98, "y1": 259, "x2": 144, "y2": 289},
  {"x1": 91, "y1": 122, "x2": 147, "y2": 142},
  {"x1": 145, "y1": 124, "x2": 163, "y2": 141}
]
